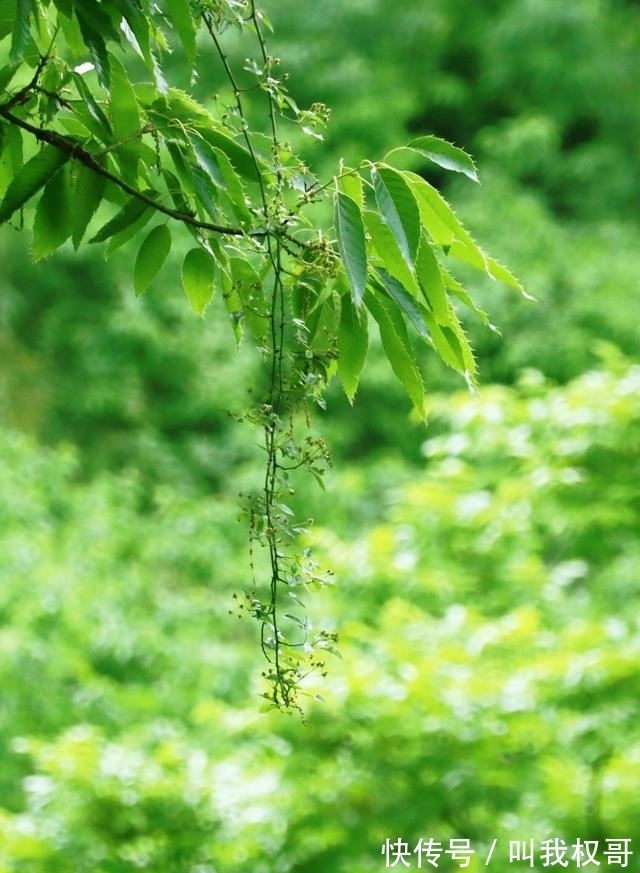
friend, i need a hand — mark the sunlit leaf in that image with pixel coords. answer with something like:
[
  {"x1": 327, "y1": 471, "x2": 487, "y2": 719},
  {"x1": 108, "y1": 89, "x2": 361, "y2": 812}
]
[{"x1": 371, "y1": 165, "x2": 420, "y2": 268}]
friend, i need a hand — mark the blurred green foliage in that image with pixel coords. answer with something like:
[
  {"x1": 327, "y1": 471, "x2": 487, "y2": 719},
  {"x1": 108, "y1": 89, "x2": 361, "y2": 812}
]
[{"x1": 1, "y1": 0, "x2": 639, "y2": 869}]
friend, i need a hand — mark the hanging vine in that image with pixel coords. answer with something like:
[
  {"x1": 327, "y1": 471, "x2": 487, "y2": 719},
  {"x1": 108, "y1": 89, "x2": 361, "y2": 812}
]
[{"x1": 0, "y1": 0, "x2": 528, "y2": 708}]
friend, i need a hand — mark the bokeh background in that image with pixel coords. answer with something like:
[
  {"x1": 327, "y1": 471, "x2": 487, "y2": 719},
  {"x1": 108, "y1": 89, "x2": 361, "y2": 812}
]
[{"x1": 1, "y1": 0, "x2": 639, "y2": 870}]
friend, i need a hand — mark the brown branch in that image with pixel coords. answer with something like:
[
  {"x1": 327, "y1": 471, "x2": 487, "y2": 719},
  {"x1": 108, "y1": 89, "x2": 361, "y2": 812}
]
[{"x1": 0, "y1": 106, "x2": 267, "y2": 239}]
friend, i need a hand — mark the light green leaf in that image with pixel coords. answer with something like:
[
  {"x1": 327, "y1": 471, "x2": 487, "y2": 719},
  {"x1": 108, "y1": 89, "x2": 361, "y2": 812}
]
[
  {"x1": 32, "y1": 164, "x2": 72, "y2": 259},
  {"x1": 371, "y1": 165, "x2": 421, "y2": 268},
  {"x1": 89, "y1": 195, "x2": 149, "y2": 243},
  {"x1": 338, "y1": 290, "x2": 369, "y2": 403},
  {"x1": 366, "y1": 288, "x2": 425, "y2": 418},
  {"x1": 194, "y1": 125, "x2": 262, "y2": 183},
  {"x1": 0, "y1": 145, "x2": 69, "y2": 223},
  {"x1": 334, "y1": 191, "x2": 367, "y2": 308},
  {"x1": 338, "y1": 169, "x2": 364, "y2": 208},
  {"x1": 9, "y1": 0, "x2": 35, "y2": 63},
  {"x1": 134, "y1": 224, "x2": 172, "y2": 296},
  {"x1": 182, "y1": 247, "x2": 216, "y2": 316},
  {"x1": 440, "y1": 266, "x2": 493, "y2": 327},
  {"x1": 415, "y1": 234, "x2": 450, "y2": 325},
  {"x1": 404, "y1": 135, "x2": 479, "y2": 183}
]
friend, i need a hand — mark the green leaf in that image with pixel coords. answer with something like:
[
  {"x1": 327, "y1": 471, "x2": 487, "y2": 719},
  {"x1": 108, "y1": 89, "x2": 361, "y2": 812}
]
[
  {"x1": 134, "y1": 224, "x2": 172, "y2": 296},
  {"x1": 109, "y1": 53, "x2": 141, "y2": 182},
  {"x1": 32, "y1": 164, "x2": 72, "y2": 259},
  {"x1": 366, "y1": 288, "x2": 425, "y2": 418},
  {"x1": 71, "y1": 72, "x2": 112, "y2": 138},
  {"x1": 71, "y1": 163, "x2": 106, "y2": 248},
  {"x1": 0, "y1": 145, "x2": 69, "y2": 224},
  {"x1": 89, "y1": 195, "x2": 149, "y2": 243},
  {"x1": 170, "y1": 0, "x2": 197, "y2": 66},
  {"x1": 440, "y1": 266, "x2": 493, "y2": 327},
  {"x1": 9, "y1": 0, "x2": 35, "y2": 64},
  {"x1": 230, "y1": 256, "x2": 268, "y2": 343},
  {"x1": 182, "y1": 247, "x2": 216, "y2": 316},
  {"x1": 76, "y1": 1, "x2": 117, "y2": 89},
  {"x1": 338, "y1": 168, "x2": 364, "y2": 208},
  {"x1": 334, "y1": 191, "x2": 367, "y2": 308},
  {"x1": 376, "y1": 269, "x2": 430, "y2": 340},
  {"x1": 0, "y1": 61, "x2": 20, "y2": 92},
  {"x1": 415, "y1": 235, "x2": 450, "y2": 325},
  {"x1": 338, "y1": 289, "x2": 368, "y2": 403},
  {"x1": 371, "y1": 165, "x2": 420, "y2": 268},
  {"x1": 195, "y1": 126, "x2": 262, "y2": 183},
  {"x1": 363, "y1": 208, "x2": 419, "y2": 296},
  {"x1": 211, "y1": 146, "x2": 253, "y2": 226},
  {"x1": 403, "y1": 135, "x2": 479, "y2": 183}
]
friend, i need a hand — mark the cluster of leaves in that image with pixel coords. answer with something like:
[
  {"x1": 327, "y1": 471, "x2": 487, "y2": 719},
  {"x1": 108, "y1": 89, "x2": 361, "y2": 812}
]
[{"x1": 0, "y1": 0, "x2": 524, "y2": 703}]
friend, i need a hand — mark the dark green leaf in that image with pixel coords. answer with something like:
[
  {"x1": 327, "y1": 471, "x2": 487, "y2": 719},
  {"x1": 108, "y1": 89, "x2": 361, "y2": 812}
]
[
  {"x1": 71, "y1": 72, "x2": 112, "y2": 138},
  {"x1": 338, "y1": 287, "x2": 369, "y2": 403},
  {"x1": 76, "y1": 2, "x2": 116, "y2": 89},
  {"x1": 334, "y1": 191, "x2": 367, "y2": 308},
  {"x1": 371, "y1": 165, "x2": 420, "y2": 268},
  {"x1": 182, "y1": 247, "x2": 216, "y2": 316},
  {"x1": 376, "y1": 269, "x2": 430, "y2": 340},
  {"x1": 0, "y1": 145, "x2": 69, "y2": 224},
  {"x1": 195, "y1": 126, "x2": 262, "y2": 183},
  {"x1": 134, "y1": 223, "x2": 172, "y2": 295}
]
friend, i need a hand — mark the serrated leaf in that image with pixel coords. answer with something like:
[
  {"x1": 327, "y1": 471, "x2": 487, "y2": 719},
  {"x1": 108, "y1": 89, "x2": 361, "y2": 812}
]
[
  {"x1": 366, "y1": 288, "x2": 425, "y2": 418},
  {"x1": 376, "y1": 269, "x2": 430, "y2": 340},
  {"x1": 415, "y1": 234, "x2": 450, "y2": 325},
  {"x1": 195, "y1": 126, "x2": 262, "y2": 183},
  {"x1": 32, "y1": 163, "x2": 72, "y2": 259},
  {"x1": 10, "y1": 0, "x2": 35, "y2": 63},
  {"x1": 338, "y1": 288, "x2": 368, "y2": 404},
  {"x1": 211, "y1": 146, "x2": 252, "y2": 226},
  {"x1": 182, "y1": 246, "x2": 215, "y2": 316},
  {"x1": 71, "y1": 163, "x2": 106, "y2": 248},
  {"x1": 134, "y1": 223, "x2": 171, "y2": 295},
  {"x1": 89, "y1": 195, "x2": 149, "y2": 243},
  {"x1": 334, "y1": 191, "x2": 367, "y2": 308},
  {"x1": 0, "y1": 145, "x2": 69, "y2": 223},
  {"x1": 371, "y1": 165, "x2": 421, "y2": 269},
  {"x1": 405, "y1": 135, "x2": 479, "y2": 183},
  {"x1": 440, "y1": 266, "x2": 492, "y2": 327}
]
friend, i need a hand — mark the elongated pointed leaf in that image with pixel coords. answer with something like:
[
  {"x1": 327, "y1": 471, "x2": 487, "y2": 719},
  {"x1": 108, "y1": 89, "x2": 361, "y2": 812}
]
[
  {"x1": 89, "y1": 195, "x2": 149, "y2": 243},
  {"x1": 405, "y1": 135, "x2": 479, "y2": 182},
  {"x1": 0, "y1": 145, "x2": 69, "y2": 223},
  {"x1": 134, "y1": 224, "x2": 172, "y2": 296},
  {"x1": 32, "y1": 164, "x2": 72, "y2": 259},
  {"x1": 415, "y1": 234, "x2": 450, "y2": 325},
  {"x1": 366, "y1": 289, "x2": 425, "y2": 418},
  {"x1": 338, "y1": 290, "x2": 369, "y2": 403},
  {"x1": 376, "y1": 270, "x2": 430, "y2": 340},
  {"x1": 182, "y1": 247, "x2": 216, "y2": 316},
  {"x1": 334, "y1": 191, "x2": 367, "y2": 307},
  {"x1": 371, "y1": 165, "x2": 420, "y2": 268}
]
